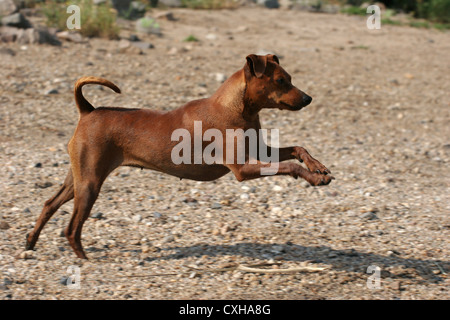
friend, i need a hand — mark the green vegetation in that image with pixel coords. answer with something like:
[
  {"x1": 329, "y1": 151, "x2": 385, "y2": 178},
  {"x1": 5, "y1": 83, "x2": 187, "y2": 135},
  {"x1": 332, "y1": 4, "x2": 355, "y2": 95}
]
[
  {"x1": 341, "y1": 0, "x2": 450, "y2": 29},
  {"x1": 184, "y1": 34, "x2": 199, "y2": 42},
  {"x1": 42, "y1": 0, "x2": 120, "y2": 39},
  {"x1": 181, "y1": 0, "x2": 239, "y2": 9},
  {"x1": 341, "y1": 5, "x2": 367, "y2": 15}
]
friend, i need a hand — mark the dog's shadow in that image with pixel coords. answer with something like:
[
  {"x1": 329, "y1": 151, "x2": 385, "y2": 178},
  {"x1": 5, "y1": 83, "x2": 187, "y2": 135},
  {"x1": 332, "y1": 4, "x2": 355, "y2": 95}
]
[{"x1": 144, "y1": 242, "x2": 448, "y2": 282}]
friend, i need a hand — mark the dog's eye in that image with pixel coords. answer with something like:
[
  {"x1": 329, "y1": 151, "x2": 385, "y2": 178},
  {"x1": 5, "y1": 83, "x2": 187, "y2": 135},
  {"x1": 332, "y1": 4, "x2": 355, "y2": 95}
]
[{"x1": 276, "y1": 78, "x2": 285, "y2": 85}]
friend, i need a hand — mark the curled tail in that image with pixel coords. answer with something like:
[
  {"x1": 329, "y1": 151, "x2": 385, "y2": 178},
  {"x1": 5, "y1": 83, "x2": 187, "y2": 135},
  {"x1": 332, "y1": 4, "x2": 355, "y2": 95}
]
[{"x1": 74, "y1": 76, "x2": 121, "y2": 115}]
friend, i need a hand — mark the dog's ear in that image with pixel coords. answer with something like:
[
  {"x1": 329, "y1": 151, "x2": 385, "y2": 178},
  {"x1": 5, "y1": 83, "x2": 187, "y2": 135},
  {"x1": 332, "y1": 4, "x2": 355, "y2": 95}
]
[
  {"x1": 268, "y1": 54, "x2": 279, "y2": 65},
  {"x1": 245, "y1": 54, "x2": 267, "y2": 78}
]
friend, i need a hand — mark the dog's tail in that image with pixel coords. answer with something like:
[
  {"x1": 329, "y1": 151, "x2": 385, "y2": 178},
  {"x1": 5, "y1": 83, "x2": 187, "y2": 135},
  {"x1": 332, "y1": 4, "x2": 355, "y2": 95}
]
[{"x1": 74, "y1": 76, "x2": 121, "y2": 115}]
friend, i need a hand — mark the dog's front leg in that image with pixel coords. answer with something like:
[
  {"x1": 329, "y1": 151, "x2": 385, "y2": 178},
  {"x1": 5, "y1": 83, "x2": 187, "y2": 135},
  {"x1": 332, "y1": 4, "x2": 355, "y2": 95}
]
[
  {"x1": 269, "y1": 146, "x2": 332, "y2": 175},
  {"x1": 227, "y1": 161, "x2": 333, "y2": 186}
]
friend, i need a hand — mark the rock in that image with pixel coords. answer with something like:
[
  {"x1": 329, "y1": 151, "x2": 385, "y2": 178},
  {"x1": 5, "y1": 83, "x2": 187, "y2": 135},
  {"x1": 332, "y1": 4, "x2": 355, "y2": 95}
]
[
  {"x1": 56, "y1": 31, "x2": 86, "y2": 43},
  {"x1": 129, "y1": 34, "x2": 140, "y2": 41},
  {"x1": 0, "y1": 0, "x2": 17, "y2": 17},
  {"x1": 132, "y1": 214, "x2": 142, "y2": 222},
  {"x1": 272, "y1": 185, "x2": 283, "y2": 191},
  {"x1": 211, "y1": 203, "x2": 222, "y2": 209},
  {"x1": 111, "y1": 0, "x2": 132, "y2": 15},
  {"x1": 129, "y1": 1, "x2": 147, "y2": 19},
  {"x1": 132, "y1": 41, "x2": 154, "y2": 50},
  {"x1": 390, "y1": 280, "x2": 402, "y2": 291},
  {"x1": 205, "y1": 33, "x2": 217, "y2": 41},
  {"x1": 0, "y1": 221, "x2": 10, "y2": 230},
  {"x1": 162, "y1": 235, "x2": 175, "y2": 243},
  {"x1": 34, "y1": 162, "x2": 42, "y2": 168},
  {"x1": 1, "y1": 13, "x2": 32, "y2": 29},
  {"x1": 215, "y1": 73, "x2": 227, "y2": 83},
  {"x1": 35, "y1": 181, "x2": 53, "y2": 189},
  {"x1": 44, "y1": 88, "x2": 59, "y2": 95},
  {"x1": 18, "y1": 250, "x2": 34, "y2": 259},
  {"x1": 117, "y1": 39, "x2": 143, "y2": 54},
  {"x1": 59, "y1": 276, "x2": 69, "y2": 286},
  {"x1": 153, "y1": 212, "x2": 162, "y2": 219},
  {"x1": 155, "y1": 11, "x2": 176, "y2": 21},
  {"x1": 220, "y1": 225, "x2": 230, "y2": 235},
  {"x1": 0, "y1": 26, "x2": 18, "y2": 42},
  {"x1": 159, "y1": 0, "x2": 182, "y2": 7},
  {"x1": 92, "y1": 212, "x2": 104, "y2": 219},
  {"x1": 167, "y1": 47, "x2": 178, "y2": 55},
  {"x1": 257, "y1": 0, "x2": 279, "y2": 9},
  {"x1": 361, "y1": 212, "x2": 378, "y2": 220},
  {"x1": 234, "y1": 26, "x2": 248, "y2": 33},
  {"x1": 16, "y1": 27, "x2": 61, "y2": 46},
  {"x1": 136, "y1": 17, "x2": 161, "y2": 35}
]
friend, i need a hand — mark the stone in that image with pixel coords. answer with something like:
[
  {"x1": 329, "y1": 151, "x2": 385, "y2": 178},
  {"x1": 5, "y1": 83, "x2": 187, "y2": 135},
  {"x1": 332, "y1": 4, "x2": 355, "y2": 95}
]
[
  {"x1": 155, "y1": 11, "x2": 176, "y2": 21},
  {"x1": 132, "y1": 41, "x2": 154, "y2": 50},
  {"x1": 56, "y1": 31, "x2": 85, "y2": 43},
  {"x1": 117, "y1": 39, "x2": 143, "y2": 54},
  {"x1": 111, "y1": 0, "x2": 132, "y2": 15},
  {"x1": 44, "y1": 88, "x2": 59, "y2": 95},
  {"x1": 205, "y1": 33, "x2": 217, "y2": 41},
  {"x1": 211, "y1": 203, "x2": 222, "y2": 209},
  {"x1": 215, "y1": 73, "x2": 227, "y2": 83},
  {"x1": 0, "y1": 221, "x2": 10, "y2": 230},
  {"x1": 0, "y1": 0, "x2": 17, "y2": 17},
  {"x1": 162, "y1": 235, "x2": 175, "y2": 243},
  {"x1": 0, "y1": 26, "x2": 18, "y2": 42},
  {"x1": 16, "y1": 27, "x2": 61, "y2": 46},
  {"x1": 256, "y1": 0, "x2": 279, "y2": 9},
  {"x1": 1, "y1": 13, "x2": 32, "y2": 29}
]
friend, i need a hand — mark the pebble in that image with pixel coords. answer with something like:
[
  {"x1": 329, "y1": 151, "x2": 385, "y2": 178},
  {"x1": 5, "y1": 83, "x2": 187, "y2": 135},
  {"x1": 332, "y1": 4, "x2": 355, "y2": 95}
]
[
  {"x1": 361, "y1": 212, "x2": 378, "y2": 220},
  {"x1": 211, "y1": 203, "x2": 222, "y2": 209},
  {"x1": 0, "y1": 221, "x2": 11, "y2": 230},
  {"x1": 240, "y1": 193, "x2": 249, "y2": 200},
  {"x1": 153, "y1": 212, "x2": 162, "y2": 219},
  {"x1": 18, "y1": 250, "x2": 34, "y2": 260},
  {"x1": 215, "y1": 73, "x2": 227, "y2": 83},
  {"x1": 92, "y1": 212, "x2": 104, "y2": 219},
  {"x1": 162, "y1": 235, "x2": 175, "y2": 243},
  {"x1": 205, "y1": 33, "x2": 217, "y2": 41}
]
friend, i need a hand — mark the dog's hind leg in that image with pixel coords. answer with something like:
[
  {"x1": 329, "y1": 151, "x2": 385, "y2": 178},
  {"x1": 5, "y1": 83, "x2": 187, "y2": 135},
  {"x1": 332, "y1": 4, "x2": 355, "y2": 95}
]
[{"x1": 26, "y1": 169, "x2": 75, "y2": 250}]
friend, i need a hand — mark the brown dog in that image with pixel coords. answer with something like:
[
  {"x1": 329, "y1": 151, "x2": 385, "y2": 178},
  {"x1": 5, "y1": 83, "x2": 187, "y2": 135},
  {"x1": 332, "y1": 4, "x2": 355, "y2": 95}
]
[{"x1": 26, "y1": 54, "x2": 334, "y2": 259}]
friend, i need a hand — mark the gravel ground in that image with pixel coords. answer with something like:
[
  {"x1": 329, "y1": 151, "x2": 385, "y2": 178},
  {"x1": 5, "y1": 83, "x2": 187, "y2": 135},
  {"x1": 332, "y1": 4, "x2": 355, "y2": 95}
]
[{"x1": 0, "y1": 7, "x2": 449, "y2": 300}]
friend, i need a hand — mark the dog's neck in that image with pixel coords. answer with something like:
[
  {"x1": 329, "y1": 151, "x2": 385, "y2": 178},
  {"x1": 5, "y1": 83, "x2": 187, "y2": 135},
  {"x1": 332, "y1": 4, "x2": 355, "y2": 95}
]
[{"x1": 211, "y1": 69, "x2": 256, "y2": 121}]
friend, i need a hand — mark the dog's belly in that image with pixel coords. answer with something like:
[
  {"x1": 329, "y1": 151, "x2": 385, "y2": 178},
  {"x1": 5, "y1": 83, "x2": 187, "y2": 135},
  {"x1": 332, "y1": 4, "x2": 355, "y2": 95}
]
[{"x1": 123, "y1": 160, "x2": 230, "y2": 182}]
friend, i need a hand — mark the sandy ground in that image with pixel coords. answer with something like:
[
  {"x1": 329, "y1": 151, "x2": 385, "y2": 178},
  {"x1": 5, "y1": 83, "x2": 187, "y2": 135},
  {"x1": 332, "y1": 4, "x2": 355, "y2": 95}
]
[{"x1": 0, "y1": 7, "x2": 449, "y2": 300}]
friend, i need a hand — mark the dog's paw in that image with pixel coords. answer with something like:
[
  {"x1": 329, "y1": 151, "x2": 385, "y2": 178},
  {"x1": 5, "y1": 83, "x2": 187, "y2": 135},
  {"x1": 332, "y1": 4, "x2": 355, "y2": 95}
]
[
  {"x1": 308, "y1": 173, "x2": 335, "y2": 186},
  {"x1": 294, "y1": 147, "x2": 331, "y2": 175}
]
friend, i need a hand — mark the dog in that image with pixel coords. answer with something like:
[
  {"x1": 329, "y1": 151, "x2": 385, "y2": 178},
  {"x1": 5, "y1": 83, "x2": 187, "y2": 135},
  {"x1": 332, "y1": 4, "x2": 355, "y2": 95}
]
[{"x1": 26, "y1": 54, "x2": 334, "y2": 259}]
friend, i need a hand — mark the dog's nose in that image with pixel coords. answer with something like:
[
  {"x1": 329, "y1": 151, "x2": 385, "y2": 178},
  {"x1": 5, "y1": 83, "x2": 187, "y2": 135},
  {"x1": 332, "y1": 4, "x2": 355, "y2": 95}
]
[{"x1": 303, "y1": 95, "x2": 312, "y2": 105}]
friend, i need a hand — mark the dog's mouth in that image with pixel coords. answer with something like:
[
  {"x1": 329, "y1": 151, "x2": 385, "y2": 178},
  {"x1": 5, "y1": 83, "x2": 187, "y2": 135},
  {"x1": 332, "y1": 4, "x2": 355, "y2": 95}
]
[{"x1": 280, "y1": 102, "x2": 303, "y2": 111}]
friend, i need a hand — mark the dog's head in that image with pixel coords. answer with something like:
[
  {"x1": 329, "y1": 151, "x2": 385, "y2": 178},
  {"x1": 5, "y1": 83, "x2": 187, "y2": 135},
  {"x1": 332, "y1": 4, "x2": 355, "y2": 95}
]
[{"x1": 243, "y1": 54, "x2": 312, "y2": 113}]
